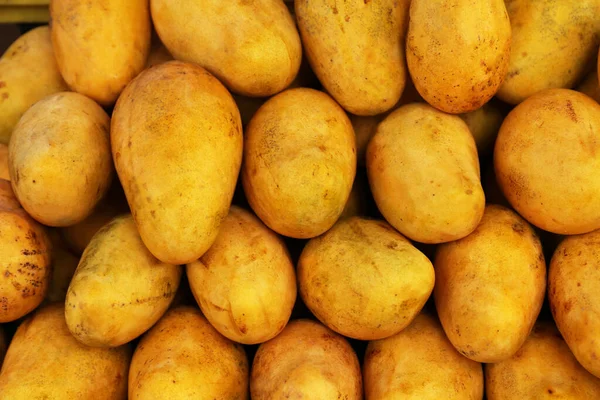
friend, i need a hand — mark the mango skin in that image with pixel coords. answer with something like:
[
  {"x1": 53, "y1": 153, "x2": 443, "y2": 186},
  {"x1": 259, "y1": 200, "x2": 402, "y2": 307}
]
[
  {"x1": 129, "y1": 306, "x2": 249, "y2": 400},
  {"x1": 251, "y1": 319, "x2": 362, "y2": 400},
  {"x1": 298, "y1": 217, "x2": 434, "y2": 341},
  {"x1": 0, "y1": 304, "x2": 131, "y2": 400},
  {"x1": 364, "y1": 313, "x2": 484, "y2": 400},
  {"x1": 187, "y1": 206, "x2": 296, "y2": 345},
  {"x1": 367, "y1": 103, "x2": 485, "y2": 244},
  {"x1": 0, "y1": 26, "x2": 68, "y2": 144},
  {"x1": 497, "y1": 0, "x2": 600, "y2": 104},
  {"x1": 486, "y1": 322, "x2": 600, "y2": 399},
  {"x1": 242, "y1": 88, "x2": 356, "y2": 239},
  {"x1": 65, "y1": 215, "x2": 182, "y2": 348},
  {"x1": 435, "y1": 205, "x2": 546, "y2": 363},
  {"x1": 495, "y1": 89, "x2": 600, "y2": 235},
  {"x1": 352, "y1": 78, "x2": 424, "y2": 167},
  {"x1": 151, "y1": 0, "x2": 301, "y2": 97},
  {"x1": 111, "y1": 61, "x2": 243, "y2": 264},
  {"x1": 0, "y1": 180, "x2": 52, "y2": 323},
  {"x1": 407, "y1": 0, "x2": 511, "y2": 113},
  {"x1": 296, "y1": 0, "x2": 410, "y2": 116},
  {"x1": 9, "y1": 92, "x2": 113, "y2": 227},
  {"x1": 50, "y1": 0, "x2": 151, "y2": 106},
  {"x1": 549, "y1": 229, "x2": 600, "y2": 379}
]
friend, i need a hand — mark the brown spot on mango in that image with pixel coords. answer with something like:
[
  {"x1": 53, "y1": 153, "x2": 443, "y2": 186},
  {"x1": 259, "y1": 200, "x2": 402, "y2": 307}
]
[
  {"x1": 565, "y1": 100, "x2": 577, "y2": 122},
  {"x1": 563, "y1": 300, "x2": 572, "y2": 312},
  {"x1": 512, "y1": 222, "x2": 526, "y2": 234}
]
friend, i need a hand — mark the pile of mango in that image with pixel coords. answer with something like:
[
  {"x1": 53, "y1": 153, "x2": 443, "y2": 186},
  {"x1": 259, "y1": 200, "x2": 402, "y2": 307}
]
[{"x1": 1, "y1": 0, "x2": 600, "y2": 399}]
